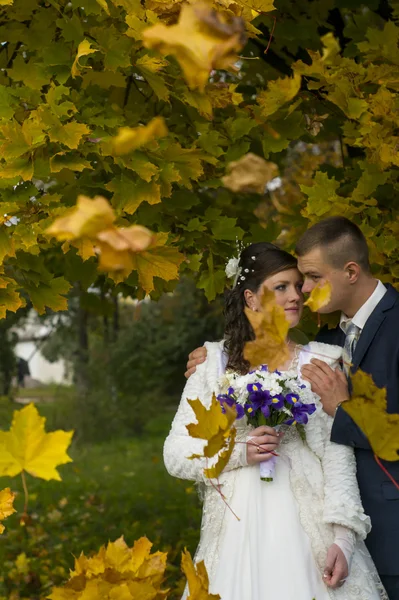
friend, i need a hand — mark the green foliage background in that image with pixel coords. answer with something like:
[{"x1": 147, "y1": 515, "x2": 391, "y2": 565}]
[{"x1": 0, "y1": 0, "x2": 397, "y2": 316}]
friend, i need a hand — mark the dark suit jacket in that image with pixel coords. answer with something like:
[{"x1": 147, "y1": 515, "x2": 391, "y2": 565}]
[{"x1": 316, "y1": 284, "x2": 399, "y2": 576}]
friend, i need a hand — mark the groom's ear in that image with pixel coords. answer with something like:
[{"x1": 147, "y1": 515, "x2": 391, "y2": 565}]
[{"x1": 344, "y1": 261, "x2": 361, "y2": 284}]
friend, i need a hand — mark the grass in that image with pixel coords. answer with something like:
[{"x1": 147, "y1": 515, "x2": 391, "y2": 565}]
[
  {"x1": 13, "y1": 384, "x2": 71, "y2": 402},
  {"x1": 0, "y1": 403, "x2": 202, "y2": 599}
]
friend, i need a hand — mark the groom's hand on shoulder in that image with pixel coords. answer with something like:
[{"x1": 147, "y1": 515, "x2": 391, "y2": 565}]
[
  {"x1": 185, "y1": 347, "x2": 207, "y2": 379},
  {"x1": 301, "y1": 359, "x2": 349, "y2": 417}
]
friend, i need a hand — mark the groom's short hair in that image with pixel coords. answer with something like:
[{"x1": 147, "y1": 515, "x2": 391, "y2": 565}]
[{"x1": 295, "y1": 217, "x2": 371, "y2": 272}]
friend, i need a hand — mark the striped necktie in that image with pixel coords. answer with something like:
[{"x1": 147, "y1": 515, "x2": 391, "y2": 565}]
[{"x1": 342, "y1": 321, "x2": 360, "y2": 376}]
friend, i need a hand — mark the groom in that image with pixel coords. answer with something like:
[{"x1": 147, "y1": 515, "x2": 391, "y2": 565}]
[{"x1": 185, "y1": 217, "x2": 399, "y2": 599}]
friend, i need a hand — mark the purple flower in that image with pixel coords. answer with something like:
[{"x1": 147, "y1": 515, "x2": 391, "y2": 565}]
[
  {"x1": 274, "y1": 370, "x2": 282, "y2": 376},
  {"x1": 247, "y1": 389, "x2": 271, "y2": 411},
  {"x1": 232, "y1": 403, "x2": 245, "y2": 419},
  {"x1": 247, "y1": 382, "x2": 263, "y2": 393},
  {"x1": 285, "y1": 402, "x2": 316, "y2": 425},
  {"x1": 217, "y1": 393, "x2": 245, "y2": 419},
  {"x1": 269, "y1": 393, "x2": 284, "y2": 410},
  {"x1": 285, "y1": 393, "x2": 300, "y2": 405},
  {"x1": 261, "y1": 403, "x2": 271, "y2": 418},
  {"x1": 244, "y1": 400, "x2": 270, "y2": 418}
]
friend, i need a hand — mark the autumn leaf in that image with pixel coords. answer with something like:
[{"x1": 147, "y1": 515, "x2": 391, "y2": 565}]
[
  {"x1": 181, "y1": 552, "x2": 217, "y2": 599},
  {"x1": 47, "y1": 195, "x2": 157, "y2": 280},
  {"x1": 48, "y1": 122, "x2": 91, "y2": 150},
  {"x1": 0, "y1": 277, "x2": 26, "y2": 319},
  {"x1": 136, "y1": 54, "x2": 169, "y2": 73},
  {"x1": 129, "y1": 232, "x2": 185, "y2": 293},
  {"x1": 49, "y1": 536, "x2": 168, "y2": 599},
  {"x1": 50, "y1": 153, "x2": 93, "y2": 173},
  {"x1": 257, "y1": 73, "x2": 301, "y2": 117},
  {"x1": 235, "y1": 0, "x2": 275, "y2": 13},
  {"x1": 0, "y1": 403, "x2": 73, "y2": 481},
  {"x1": 0, "y1": 488, "x2": 16, "y2": 534},
  {"x1": 244, "y1": 287, "x2": 290, "y2": 371},
  {"x1": 204, "y1": 429, "x2": 236, "y2": 480},
  {"x1": 111, "y1": 117, "x2": 168, "y2": 155},
  {"x1": 47, "y1": 195, "x2": 115, "y2": 241},
  {"x1": 187, "y1": 394, "x2": 237, "y2": 459},
  {"x1": 71, "y1": 39, "x2": 97, "y2": 78},
  {"x1": 343, "y1": 370, "x2": 399, "y2": 462},
  {"x1": 181, "y1": 549, "x2": 221, "y2": 600},
  {"x1": 222, "y1": 153, "x2": 278, "y2": 194},
  {"x1": 186, "y1": 394, "x2": 236, "y2": 479},
  {"x1": 304, "y1": 281, "x2": 332, "y2": 312},
  {"x1": 143, "y1": 3, "x2": 246, "y2": 92},
  {"x1": 96, "y1": 225, "x2": 154, "y2": 273}
]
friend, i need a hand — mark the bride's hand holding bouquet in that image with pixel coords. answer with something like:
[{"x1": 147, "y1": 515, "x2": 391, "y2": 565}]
[{"x1": 245, "y1": 425, "x2": 281, "y2": 466}]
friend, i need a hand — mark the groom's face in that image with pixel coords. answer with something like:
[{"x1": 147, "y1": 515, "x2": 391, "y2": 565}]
[{"x1": 297, "y1": 247, "x2": 348, "y2": 314}]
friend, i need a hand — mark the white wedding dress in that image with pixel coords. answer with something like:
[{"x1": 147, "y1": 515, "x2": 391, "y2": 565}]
[{"x1": 164, "y1": 341, "x2": 387, "y2": 600}]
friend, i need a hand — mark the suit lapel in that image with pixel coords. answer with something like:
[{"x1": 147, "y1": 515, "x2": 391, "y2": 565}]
[
  {"x1": 352, "y1": 285, "x2": 398, "y2": 371},
  {"x1": 352, "y1": 312, "x2": 386, "y2": 370}
]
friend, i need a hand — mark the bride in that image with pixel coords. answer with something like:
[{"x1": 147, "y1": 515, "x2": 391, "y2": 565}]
[{"x1": 164, "y1": 242, "x2": 386, "y2": 600}]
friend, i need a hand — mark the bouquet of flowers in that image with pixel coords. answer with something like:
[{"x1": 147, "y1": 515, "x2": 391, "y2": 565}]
[{"x1": 217, "y1": 366, "x2": 316, "y2": 482}]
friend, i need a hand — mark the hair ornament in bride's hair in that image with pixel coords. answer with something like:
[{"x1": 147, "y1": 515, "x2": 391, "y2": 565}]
[{"x1": 225, "y1": 238, "x2": 253, "y2": 287}]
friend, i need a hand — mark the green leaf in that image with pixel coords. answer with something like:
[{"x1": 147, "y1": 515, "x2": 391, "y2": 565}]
[
  {"x1": 26, "y1": 277, "x2": 71, "y2": 314},
  {"x1": 106, "y1": 175, "x2": 161, "y2": 214},
  {"x1": 211, "y1": 216, "x2": 244, "y2": 241},
  {"x1": 198, "y1": 253, "x2": 225, "y2": 301}
]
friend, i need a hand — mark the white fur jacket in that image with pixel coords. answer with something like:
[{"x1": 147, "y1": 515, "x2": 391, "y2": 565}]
[{"x1": 164, "y1": 341, "x2": 385, "y2": 600}]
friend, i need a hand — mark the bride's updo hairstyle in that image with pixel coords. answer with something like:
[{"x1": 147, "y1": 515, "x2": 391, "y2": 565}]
[{"x1": 224, "y1": 242, "x2": 297, "y2": 375}]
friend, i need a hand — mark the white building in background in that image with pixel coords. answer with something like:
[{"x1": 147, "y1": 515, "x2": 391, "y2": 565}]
[{"x1": 14, "y1": 311, "x2": 71, "y2": 386}]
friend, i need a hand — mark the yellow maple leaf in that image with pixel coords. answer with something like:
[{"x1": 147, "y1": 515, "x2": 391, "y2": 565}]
[
  {"x1": 257, "y1": 73, "x2": 301, "y2": 117},
  {"x1": 129, "y1": 232, "x2": 185, "y2": 293},
  {"x1": 244, "y1": 287, "x2": 290, "y2": 371},
  {"x1": 204, "y1": 429, "x2": 236, "y2": 479},
  {"x1": 71, "y1": 39, "x2": 98, "y2": 78},
  {"x1": 47, "y1": 195, "x2": 115, "y2": 241},
  {"x1": 96, "y1": 225, "x2": 154, "y2": 273},
  {"x1": 0, "y1": 157, "x2": 34, "y2": 181},
  {"x1": 0, "y1": 277, "x2": 26, "y2": 319},
  {"x1": 186, "y1": 394, "x2": 237, "y2": 479},
  {"x1": 222, "y1": 153, "x2": 278, "y2": 194},
  {"x1": 187, "y1": 394, "x2": 237, "y2": 459},
  {"x1": 15, "y1": 552, "x2": 30, "y2": 574},
  {"x1": 0, "y1": 487, "x2": 16, "y2": 534},
  {"x1": 234, "y1": 0, "x2": 275, "y2": 13},
  {"x1": 136, "y1": 54, "x2": 169, "y2": 73},
  {"x1": 343, "y1": 370, "x2": 399, "y2": 462},
  {"x1": 50, "y1": 536, "x2": 168, "y2": 600},
  {"x1": 0, "y1": 403, "x2": 73, "y2": 481},
  {"x1": 68, "y1": 239, "x2": 97, "y2": 261},
  {"x1": 181, "y1": 549, "x2": 221, "y2": 600},
  {"x1": 143, "y1": 3, "x2": 246, "y2": 92},
  {"x1": 48, "y1": 122, "x2": 90, "y2": 150},
  {"x1": 111, "y1": 117, "x2": 168, "y2": 156},
  {"x1": 304, "y1": 281, "x2": 332, "y2": 312}
]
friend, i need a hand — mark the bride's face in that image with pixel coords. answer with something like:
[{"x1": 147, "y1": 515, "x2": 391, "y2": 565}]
[{"x1": 258, "y1": 268, "x2": 304, "y2": 327}]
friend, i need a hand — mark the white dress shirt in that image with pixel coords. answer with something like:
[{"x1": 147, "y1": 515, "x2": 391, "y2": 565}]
[{"x1": 339, "y1": 279, "x2": 387, "y2": 334}]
